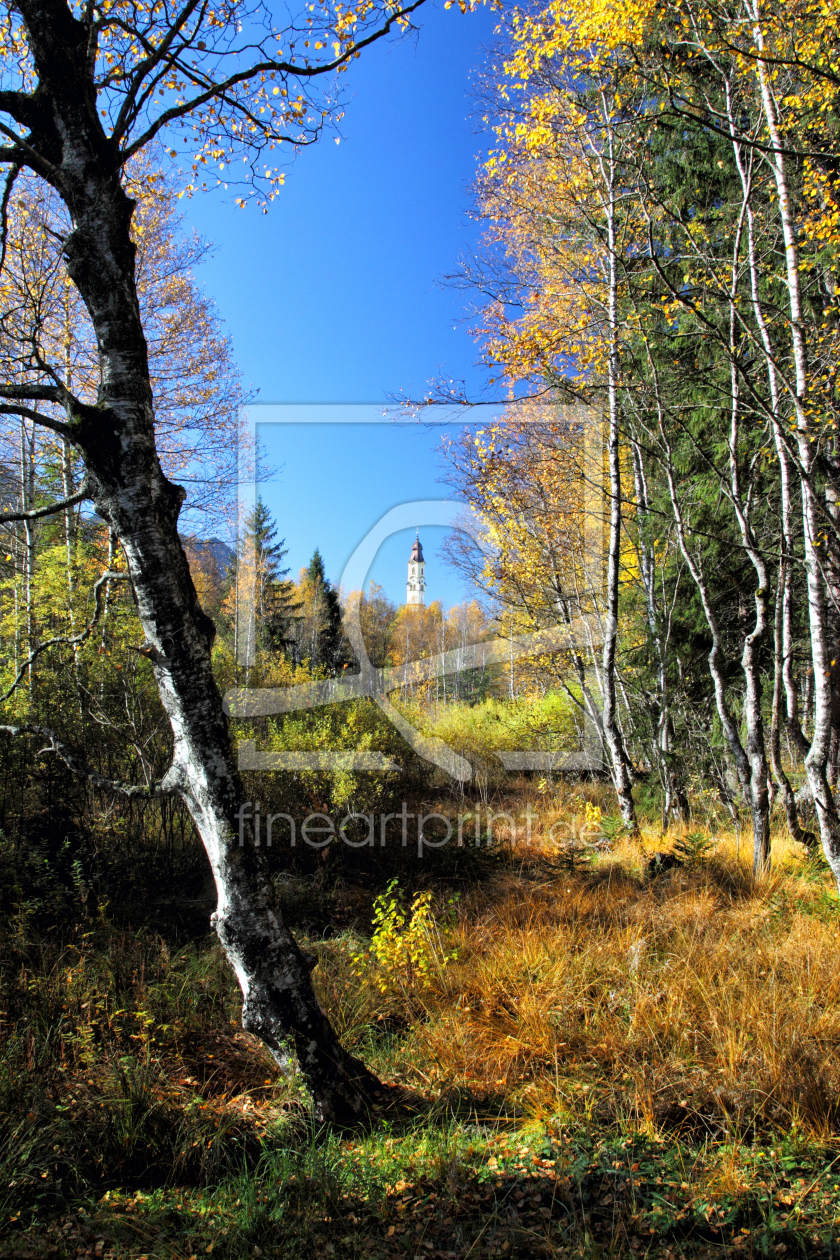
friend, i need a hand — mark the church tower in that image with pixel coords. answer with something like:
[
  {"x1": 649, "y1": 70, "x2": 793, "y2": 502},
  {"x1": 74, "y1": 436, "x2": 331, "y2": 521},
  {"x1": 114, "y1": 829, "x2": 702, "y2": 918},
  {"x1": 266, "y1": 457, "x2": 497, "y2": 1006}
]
[{"x1": 406, "y1": 533, "x2": 426, "y2": 606}]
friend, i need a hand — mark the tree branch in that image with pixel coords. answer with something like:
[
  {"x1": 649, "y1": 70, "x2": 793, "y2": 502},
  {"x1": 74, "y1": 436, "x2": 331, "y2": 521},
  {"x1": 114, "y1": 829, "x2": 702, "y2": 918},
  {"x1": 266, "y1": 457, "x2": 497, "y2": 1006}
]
[
  {"x1": 0, "y1": 481, "x2": 88, "y2": 523},
  {"x1": 117, "y1": 0, "x2": 428, "y2": 160},
  {"x1": 0, "y1": 161, "x2": 21, "y2": 275},
  {"x1": 0, "y1": 118, "x2": 59, "y2": 181},
  {"x1": 0, "y1": 568, "x2": 126, "y2": 705},
  {"x1": 0, "y1": 383, "x2": 63, "y2": 401},
  {"x1": 0, "y1": 403, "x2": 72, "y2": 439},
  {"x1": 659, "y1": 93, "x2": 831, "y2": 163},
  {"x1": 0, "y1": 721, "x2": 176, "y2": 797},
  {"x1": 107, "y1": 0, "x2": 207, "y2": 140},
  {"x1": 0, "y1": 88, "x2": 45, "y2": 130},
  {"x1": 0, "y1": 381, "x2": 93, "y2": 440}
]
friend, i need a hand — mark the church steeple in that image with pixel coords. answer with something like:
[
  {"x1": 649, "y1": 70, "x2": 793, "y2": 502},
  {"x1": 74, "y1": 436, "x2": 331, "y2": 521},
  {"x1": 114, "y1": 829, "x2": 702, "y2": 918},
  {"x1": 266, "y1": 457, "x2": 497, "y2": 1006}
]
[{"x1": 406, "y1": 532, "x2": 426, "y2": 606}]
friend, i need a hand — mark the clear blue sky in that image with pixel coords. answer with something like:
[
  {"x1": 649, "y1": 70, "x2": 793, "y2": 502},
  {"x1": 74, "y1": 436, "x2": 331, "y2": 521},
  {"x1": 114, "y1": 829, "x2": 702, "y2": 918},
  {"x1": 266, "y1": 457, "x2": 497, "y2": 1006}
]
[
  {"x1": 241, "y1": 405, "x2": 506, "y2": 609},
  {"x1": 179, "y1": 1, "x2": 503, "y2": 606}
]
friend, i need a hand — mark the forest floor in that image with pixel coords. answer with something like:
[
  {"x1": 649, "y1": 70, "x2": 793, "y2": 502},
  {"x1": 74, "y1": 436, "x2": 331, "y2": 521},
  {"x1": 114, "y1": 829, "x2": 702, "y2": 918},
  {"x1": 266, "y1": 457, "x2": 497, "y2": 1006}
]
[{"x1": 1, "y1": 785, "x2": 839, "y2": 1259}]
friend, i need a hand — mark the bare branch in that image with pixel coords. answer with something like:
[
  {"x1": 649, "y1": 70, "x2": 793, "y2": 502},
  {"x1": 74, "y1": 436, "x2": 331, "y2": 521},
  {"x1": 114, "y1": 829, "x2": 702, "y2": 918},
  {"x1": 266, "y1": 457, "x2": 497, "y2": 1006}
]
[
  {"x1": 0, "y1": 403, "x2": 72, "y2": 439},
  {"x1": 0, "y1": 721, "x2": 176, "y2": 797},
  {"x1": 108, "y1": 0, "x2": 208, "y2": 140},
  {"x1": 118, "y1": 0, "x2": 428, "y2": 161},
  {"x1": 0, "y1": 481, "x2": 88, "y2": 523},
  {"x1": 0, "y1": 380, "x2": 92, "y2": 441}
]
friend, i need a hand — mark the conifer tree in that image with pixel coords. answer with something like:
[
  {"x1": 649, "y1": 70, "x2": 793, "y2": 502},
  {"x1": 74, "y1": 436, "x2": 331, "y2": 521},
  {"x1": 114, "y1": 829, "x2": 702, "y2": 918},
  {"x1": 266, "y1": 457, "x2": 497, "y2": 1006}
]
[
  {"x1": 244, "y1": 499, "x2": 299, "y2": 653},
  {"x1": 305, "y1": 547, "x2": 348, "y2": 675}
]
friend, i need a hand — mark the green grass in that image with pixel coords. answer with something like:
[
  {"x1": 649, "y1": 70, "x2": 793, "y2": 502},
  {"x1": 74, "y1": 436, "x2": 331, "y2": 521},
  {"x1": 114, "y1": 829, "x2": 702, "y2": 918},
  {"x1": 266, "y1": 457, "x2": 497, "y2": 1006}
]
[{"x1": 3, "y1": 1111, "x2": 839, "y2": 1258}]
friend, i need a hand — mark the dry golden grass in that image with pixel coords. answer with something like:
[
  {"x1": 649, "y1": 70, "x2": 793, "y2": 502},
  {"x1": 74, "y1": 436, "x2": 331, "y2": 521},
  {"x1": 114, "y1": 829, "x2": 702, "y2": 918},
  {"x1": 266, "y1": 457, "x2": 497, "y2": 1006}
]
[
  {"x1": 318, "y1": 810, "x2": 840, "y2": 1144},
  {"x1": 5, "y1": 801, "x2": 840, "y2": 1257}
]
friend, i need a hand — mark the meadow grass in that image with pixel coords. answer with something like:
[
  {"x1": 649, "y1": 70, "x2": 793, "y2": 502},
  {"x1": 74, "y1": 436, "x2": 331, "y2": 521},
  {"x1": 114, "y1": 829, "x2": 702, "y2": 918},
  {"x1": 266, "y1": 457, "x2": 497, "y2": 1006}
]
[{"x1": 1, "y1": 790, "x2": 839, "y2": 1258}]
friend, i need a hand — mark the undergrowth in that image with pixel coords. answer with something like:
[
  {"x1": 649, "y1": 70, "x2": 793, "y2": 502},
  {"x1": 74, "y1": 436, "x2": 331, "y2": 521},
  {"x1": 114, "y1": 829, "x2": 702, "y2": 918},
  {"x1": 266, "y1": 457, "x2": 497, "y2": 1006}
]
[{"x1": 1, "y1": 790, "x2": 839, "y2": 1258}]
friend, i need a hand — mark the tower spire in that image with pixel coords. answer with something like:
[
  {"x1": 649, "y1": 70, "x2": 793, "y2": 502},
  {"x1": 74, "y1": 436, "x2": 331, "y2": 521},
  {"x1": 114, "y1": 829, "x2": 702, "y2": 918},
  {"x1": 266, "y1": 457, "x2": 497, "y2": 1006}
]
[{"x1": 406, "y1": 532, "x2": 426, "y2": 606}]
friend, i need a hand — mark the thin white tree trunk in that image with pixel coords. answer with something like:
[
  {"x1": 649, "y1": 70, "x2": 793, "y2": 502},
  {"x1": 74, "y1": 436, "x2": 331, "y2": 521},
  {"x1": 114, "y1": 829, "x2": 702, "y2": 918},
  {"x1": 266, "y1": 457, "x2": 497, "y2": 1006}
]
[
  {"x1": 722, "y1": 162, "x2": 771, "y2": 872},
  {"x1": 748, "y1": 0, "x2": 840, "y2": 886},
  {"x1": 596, "y1": 96, "x2": 636, "y2": 830},
  {"x1": 637, "y1": 330, "x2": 755, "y2": 816},
  {"x1": 725, "y1": 93, "x2": 807, "y2": 844}
]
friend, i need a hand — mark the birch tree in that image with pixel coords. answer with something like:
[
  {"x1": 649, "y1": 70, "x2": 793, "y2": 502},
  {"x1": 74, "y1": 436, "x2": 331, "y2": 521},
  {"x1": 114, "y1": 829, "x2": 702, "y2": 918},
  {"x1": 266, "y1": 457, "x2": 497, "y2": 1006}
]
[
  {"x1": 462, "y1": 49, "x2": 644, "y2": 826},
  {"x1": 621, "y1": 0, "x2": 840, "y2": 877},
  {"x1": 0, "y1": 0, "x2": 436, "y2": 1125},
  {"x1": 473, "y1": 0, "x2": 840, "y2": 880}
]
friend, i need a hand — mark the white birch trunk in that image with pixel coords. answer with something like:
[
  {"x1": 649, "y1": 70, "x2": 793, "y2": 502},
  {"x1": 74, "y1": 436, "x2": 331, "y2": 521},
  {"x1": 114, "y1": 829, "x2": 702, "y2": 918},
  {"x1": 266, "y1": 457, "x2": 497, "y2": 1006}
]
[
  {"x1": 748, "y1": 0, "x2": 840, "y2": 886},
  {"x1": 596, "y1": 96, "x2": 636, "y2": 830}
]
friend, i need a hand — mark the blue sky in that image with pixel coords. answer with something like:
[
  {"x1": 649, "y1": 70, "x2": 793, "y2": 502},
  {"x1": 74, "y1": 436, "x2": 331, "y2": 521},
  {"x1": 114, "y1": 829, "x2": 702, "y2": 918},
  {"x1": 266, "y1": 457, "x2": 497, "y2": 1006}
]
[
  {"x1": 179, "y1": 1, "x2": 503, "y2": 606},
  {"x1": 241, "y1": 404, "x2": 506, "y2": 610}
]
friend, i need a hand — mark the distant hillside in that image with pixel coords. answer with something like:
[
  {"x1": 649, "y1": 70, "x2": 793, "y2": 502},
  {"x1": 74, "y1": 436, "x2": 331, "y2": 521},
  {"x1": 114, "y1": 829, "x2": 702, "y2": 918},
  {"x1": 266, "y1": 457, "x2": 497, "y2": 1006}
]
[{"x1": 181, "y1": 536, "x2": 235, "y2": 573}]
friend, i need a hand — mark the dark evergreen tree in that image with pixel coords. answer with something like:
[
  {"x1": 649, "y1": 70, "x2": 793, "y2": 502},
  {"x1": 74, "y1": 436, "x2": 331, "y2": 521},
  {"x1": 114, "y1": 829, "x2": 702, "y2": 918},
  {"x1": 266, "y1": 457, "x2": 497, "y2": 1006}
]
[
  {"x1": 305, "y1": 548, "x2": 350, "y2": 675},
  {"x1": 245, "y1": 499, "x2": 300, "y2": 653}
]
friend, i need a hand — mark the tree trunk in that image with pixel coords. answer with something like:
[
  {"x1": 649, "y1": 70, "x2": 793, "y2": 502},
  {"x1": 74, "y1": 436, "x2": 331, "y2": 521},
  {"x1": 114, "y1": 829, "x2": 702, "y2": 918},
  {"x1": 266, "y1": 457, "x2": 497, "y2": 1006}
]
[
  {"x1": 771, "y1": 552, "x2": 806, "y2": 843},
  {"x1": 629, "y1": 433, "x2": 687, "y2": 826},
  {"x1": 657, "y1": 410, "x2": 755, "y2": 818},
  {"x1": 749, "y1": 2, "x2": 840, "y2": 888},
  {"x1": 723, "y1": 177, "x2": 770, "y2": 875},
  {"x1": 598, "y1": 101, "x2": 637, "y2": 832},
  {"x1": 726, "y1": 90, "x2": 808, "y2": 854},
  {"x1": 18, "y1": 0, "x2": 385, "y2": 1125}
]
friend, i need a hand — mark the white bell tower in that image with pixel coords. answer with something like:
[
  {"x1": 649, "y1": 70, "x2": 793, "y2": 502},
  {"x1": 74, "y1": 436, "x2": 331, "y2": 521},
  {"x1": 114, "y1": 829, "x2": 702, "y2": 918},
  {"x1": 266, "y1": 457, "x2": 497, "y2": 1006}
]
[{"x1": 406, "y1": 533, "x2": 426, "y2": 606}]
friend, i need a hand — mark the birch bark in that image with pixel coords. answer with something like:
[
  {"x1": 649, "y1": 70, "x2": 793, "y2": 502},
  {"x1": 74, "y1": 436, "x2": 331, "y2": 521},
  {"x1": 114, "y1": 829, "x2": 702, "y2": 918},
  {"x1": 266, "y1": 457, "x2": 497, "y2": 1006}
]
[
  {"x1": 0, "y1": 0, "x2": 392, "y2": 1124},
  {"x1": 725, "y1": 85, "x2": 807, "y2": 842},
  {"x1": 747, "y1": 0, "x2": 840, "y2": 886},
  {"x1": 595, "y1": 94, "x2": 637, "y2": 831}
]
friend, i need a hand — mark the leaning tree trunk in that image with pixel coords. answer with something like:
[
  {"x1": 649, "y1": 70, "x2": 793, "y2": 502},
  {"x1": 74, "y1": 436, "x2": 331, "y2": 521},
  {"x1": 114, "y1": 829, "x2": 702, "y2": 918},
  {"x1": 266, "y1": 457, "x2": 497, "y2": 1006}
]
[{"x1": 20, "y1": 0, "x2": 385, "y2": 1125}]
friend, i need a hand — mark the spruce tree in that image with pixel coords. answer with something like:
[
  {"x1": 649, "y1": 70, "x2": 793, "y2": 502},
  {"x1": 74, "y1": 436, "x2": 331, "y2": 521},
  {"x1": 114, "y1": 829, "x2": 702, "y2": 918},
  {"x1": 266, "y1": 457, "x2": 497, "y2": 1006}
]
[
  {"x1": 306, "y1": 548, "x2": 349, "y2": 675},
  {"x1": 245, "y1": 499, "x2": 300, "y2": 653}
]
